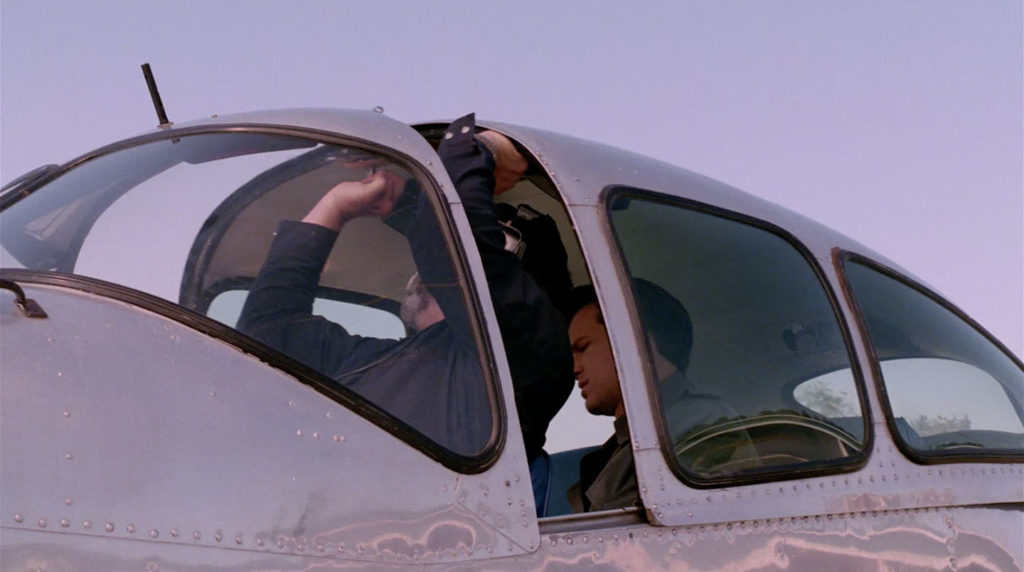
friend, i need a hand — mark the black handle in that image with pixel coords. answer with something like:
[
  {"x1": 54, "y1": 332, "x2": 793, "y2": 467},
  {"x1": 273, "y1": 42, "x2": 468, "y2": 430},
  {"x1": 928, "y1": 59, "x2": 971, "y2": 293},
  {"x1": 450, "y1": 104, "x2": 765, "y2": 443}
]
[{"x1": 0, "y1": 278, "x2": 48, "y2": 318}]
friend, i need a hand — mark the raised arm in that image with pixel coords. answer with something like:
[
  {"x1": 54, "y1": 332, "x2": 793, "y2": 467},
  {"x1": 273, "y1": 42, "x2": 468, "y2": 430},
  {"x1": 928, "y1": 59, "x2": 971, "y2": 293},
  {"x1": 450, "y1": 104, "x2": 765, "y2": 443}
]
[
  {"x1": 237, "y1": 172, "x2": 405, "y2": 375},
  {"x1": 435, "y1": 114, "x2": 575, "y2": 461},
  {"x1": 301, "y1": 171, "x2": 406, "y2": 230}
]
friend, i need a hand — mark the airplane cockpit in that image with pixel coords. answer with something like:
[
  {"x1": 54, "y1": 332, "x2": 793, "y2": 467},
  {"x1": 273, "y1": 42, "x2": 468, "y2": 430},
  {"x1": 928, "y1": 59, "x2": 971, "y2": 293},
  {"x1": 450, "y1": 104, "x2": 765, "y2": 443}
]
[{"x1": 2, "y1": 109, "x2": 1021, "y2": 569}]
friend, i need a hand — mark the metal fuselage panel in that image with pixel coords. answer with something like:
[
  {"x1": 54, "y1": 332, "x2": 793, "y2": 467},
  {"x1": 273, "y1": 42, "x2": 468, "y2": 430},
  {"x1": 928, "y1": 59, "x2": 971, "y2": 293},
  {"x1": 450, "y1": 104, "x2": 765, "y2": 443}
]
[
  {"x1": 0, "y1": 283, "x2": 537, "y2": 566},
  {"x1": 4, "y1": 506, "x2": 1020, "y2": 570}
]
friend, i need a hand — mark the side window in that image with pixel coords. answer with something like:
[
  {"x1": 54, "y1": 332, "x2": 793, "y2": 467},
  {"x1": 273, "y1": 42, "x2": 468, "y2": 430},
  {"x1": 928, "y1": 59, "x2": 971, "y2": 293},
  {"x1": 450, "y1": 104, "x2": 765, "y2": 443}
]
[
  {"x1": 0, "y1": 132, "x2": 497, "y2": 462},
  {"x1": 607, "y1": 190, "x2": 867, "y2": 483},
  {"x1": 841, "y1": 257, "x2": 1024, "y2": 458}
]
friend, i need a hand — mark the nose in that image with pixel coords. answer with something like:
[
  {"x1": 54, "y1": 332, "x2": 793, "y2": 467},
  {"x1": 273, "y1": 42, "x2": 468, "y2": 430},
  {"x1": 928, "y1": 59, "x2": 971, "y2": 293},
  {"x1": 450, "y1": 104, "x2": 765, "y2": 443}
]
[{"x1": 572, "y1": 355, "x2": 583, "y2": 377}]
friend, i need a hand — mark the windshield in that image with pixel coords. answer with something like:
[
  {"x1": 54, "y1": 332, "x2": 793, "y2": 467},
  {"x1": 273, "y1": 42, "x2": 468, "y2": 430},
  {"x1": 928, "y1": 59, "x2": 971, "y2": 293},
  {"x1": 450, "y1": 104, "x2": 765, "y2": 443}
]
[
  {"x1": 2, "y1": 133, "x2": 316, "y2": 288},
  {"x1": 0, "y1": 131, "x2": 498, "y2": 458}
]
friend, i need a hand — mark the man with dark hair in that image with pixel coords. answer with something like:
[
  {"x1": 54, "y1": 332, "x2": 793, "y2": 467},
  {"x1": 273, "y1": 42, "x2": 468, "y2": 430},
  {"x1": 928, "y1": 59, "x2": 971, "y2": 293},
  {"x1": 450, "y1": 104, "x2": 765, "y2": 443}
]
[{"x1": 565, "y1": 279, "x2": 745, "y2": 512}]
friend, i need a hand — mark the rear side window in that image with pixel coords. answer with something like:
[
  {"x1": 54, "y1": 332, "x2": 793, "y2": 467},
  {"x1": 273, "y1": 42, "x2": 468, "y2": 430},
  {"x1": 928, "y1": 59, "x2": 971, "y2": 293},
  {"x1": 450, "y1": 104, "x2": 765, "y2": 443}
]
[
  {"x1": 841, "y1": 256, "x2": 1024, "y2": 460},
  {"x1": 607, "y1": 190, "x2": 868, "y2": 484}
]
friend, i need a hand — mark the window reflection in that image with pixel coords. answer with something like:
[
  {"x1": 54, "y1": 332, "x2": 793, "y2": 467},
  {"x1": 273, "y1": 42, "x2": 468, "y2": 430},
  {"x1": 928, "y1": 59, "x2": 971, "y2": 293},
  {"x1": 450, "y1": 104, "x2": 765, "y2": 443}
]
[
  {"x1": 609, "y1": 191, "x2": 866, "y2": 480},
  {"x1": 843, "y1": 258, "x2": 1024, "y2": 456}
]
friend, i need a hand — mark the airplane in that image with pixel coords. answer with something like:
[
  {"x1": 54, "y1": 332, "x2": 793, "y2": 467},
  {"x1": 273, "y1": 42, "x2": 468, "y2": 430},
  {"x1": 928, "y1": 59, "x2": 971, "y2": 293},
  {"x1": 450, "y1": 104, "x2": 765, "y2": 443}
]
[{"x1": 1, "y1": 71, "x2": 1021, "y2": 570}]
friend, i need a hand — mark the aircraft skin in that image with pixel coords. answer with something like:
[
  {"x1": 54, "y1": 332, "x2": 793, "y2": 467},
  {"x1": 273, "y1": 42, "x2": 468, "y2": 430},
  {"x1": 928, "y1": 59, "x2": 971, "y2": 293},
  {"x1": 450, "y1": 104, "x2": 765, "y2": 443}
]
[{"x1": 1, "y1": 108, "x2": 1021, "y2": 571}]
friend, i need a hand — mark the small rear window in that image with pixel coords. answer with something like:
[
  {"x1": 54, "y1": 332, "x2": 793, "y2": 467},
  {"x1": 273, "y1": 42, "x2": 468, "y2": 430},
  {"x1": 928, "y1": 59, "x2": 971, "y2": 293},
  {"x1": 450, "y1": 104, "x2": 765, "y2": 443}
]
[{"x1": 842, "y1": 256, "x2": 1024, "y2": 459}]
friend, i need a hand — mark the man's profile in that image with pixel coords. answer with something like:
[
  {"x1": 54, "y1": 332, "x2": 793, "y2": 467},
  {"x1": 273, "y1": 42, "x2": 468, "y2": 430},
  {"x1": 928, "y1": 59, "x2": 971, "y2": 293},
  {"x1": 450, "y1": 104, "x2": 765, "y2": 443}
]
[{"x1": 564, "y1": 279, "x2": 747, "y2": 512}]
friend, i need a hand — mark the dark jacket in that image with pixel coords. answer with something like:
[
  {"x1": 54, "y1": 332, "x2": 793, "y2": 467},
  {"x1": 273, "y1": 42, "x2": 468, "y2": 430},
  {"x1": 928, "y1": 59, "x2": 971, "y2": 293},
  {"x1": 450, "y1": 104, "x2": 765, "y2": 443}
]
[
  {"x1": 436, "y1": 114, "x2": 574, "y2": 462},
  {"x1": 237, "y1": 219, "x2": 491, "y2": 456}
]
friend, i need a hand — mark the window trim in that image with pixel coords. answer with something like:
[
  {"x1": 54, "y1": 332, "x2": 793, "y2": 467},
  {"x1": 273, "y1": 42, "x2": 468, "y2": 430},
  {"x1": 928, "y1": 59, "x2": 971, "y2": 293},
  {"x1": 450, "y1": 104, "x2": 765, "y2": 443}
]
[
  {"x1": 836, "y1": 250, "x2": 1024, "y2": 465},
  {"x1": 602, "y1": 186, "x2": 873, "y2": 489},
  {"x1": 0, "y1": 125, "x2": 508, "y2": 474}
]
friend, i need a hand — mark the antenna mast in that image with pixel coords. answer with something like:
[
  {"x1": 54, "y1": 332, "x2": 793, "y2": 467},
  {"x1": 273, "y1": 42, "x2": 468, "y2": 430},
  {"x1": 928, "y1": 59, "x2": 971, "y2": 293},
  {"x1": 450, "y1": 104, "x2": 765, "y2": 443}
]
[{"x1": 141, "y1": 63, "x2": 171, "y2": 127}]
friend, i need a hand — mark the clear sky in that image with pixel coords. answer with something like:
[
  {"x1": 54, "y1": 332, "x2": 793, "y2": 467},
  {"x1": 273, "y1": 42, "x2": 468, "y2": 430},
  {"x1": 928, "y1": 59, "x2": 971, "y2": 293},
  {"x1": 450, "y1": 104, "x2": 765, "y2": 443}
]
[{"x1": 2, "y1": 1, "x2": 1021, "y2": 449}]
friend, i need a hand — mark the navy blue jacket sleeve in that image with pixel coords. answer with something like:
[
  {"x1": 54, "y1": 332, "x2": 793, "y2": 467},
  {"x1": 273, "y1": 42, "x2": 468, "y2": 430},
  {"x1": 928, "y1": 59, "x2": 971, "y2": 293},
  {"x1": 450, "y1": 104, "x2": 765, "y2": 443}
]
[
  {"x1": 237, "y1": 220, "x2": 399, "y2": 375},
  {"x1": 404, "y1": 190, "x2": 477, "y2": 354},
  {"x1": 436, "y1": 114, "x2": 575, "y2": 461}
]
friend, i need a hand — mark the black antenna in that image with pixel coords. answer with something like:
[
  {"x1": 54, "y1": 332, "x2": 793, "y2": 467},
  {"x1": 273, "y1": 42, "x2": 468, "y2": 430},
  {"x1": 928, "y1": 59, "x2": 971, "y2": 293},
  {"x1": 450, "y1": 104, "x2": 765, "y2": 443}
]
[{"x1": 141, "y1": 63, "x2": 171, "y2": 127}]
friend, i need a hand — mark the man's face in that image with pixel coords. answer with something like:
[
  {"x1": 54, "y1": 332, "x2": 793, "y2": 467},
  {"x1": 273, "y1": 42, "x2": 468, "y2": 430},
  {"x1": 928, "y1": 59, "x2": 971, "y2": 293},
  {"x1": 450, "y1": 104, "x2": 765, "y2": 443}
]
[
  {"x1": 569, "y1": 303, "x2": 625, "y2": 418},
  {"x1": 400, "y1": 273, "x2": 443, "y2": 331}
]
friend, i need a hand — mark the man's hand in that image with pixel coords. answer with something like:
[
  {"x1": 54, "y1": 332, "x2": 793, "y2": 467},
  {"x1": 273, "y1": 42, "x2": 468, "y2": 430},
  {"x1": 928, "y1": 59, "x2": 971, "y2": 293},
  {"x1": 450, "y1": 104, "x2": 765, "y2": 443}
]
[
  {"x1": 302, "y1": 171, "x2": 405, "y2": 231},
  {"x1": 477, "y1": 131, "x2": 527, "y2": 195}
]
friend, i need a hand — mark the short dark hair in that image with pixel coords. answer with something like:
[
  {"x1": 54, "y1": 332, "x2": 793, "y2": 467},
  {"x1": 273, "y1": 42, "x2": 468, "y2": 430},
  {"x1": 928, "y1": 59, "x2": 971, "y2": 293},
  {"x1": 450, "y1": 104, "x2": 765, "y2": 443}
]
[
  {"x1": 565, "y1": 279, "x2": 692, "y2": 374},
  {"x1": 563, "y1": 284, "x2": 601, "y2": 325}
]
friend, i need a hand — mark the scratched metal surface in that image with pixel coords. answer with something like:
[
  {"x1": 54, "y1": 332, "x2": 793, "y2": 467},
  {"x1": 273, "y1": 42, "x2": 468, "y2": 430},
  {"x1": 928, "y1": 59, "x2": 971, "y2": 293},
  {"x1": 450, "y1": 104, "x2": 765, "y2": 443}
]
[
  {"x1": 3, "y1": 506, "x2": 1021, "y2": 570},
  {"x1": 0, "y1": 284, "x2": 539, "y2": 568}
]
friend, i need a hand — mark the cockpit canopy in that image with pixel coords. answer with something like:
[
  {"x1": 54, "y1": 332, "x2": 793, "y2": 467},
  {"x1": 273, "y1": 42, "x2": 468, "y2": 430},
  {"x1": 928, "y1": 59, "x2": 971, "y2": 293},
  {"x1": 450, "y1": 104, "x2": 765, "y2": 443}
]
[{"x1": 3, "y1": 112, "x2": 1021, "y2": 492}]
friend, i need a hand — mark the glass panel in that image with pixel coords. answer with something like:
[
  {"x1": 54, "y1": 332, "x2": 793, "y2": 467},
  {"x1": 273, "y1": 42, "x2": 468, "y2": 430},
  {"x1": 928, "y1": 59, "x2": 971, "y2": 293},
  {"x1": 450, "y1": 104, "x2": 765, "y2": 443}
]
[
  {"x1": 0, "y1": 133, "x2": 495, "y2": 458},
  {"x1": 608, "y1": 192, "x2": 866, "y2": 480},
  {"x1": 843, "y1": 259, "x2": 1024, "y2": 456},
  {"x1": 208, "y1": 289, "x2": 406, "y2": 339}
]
